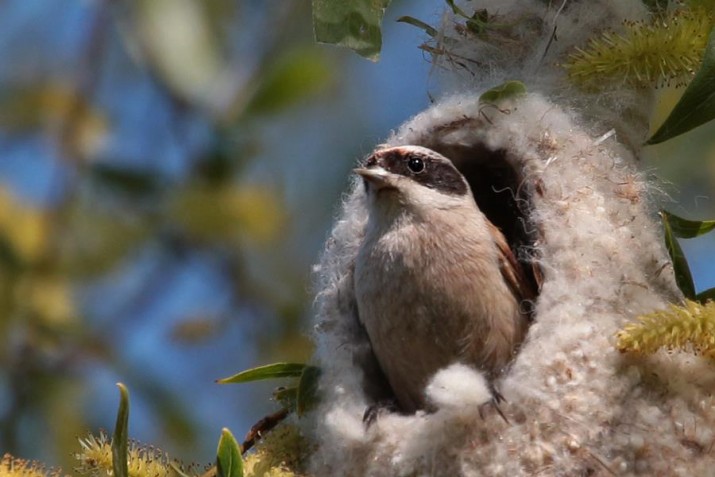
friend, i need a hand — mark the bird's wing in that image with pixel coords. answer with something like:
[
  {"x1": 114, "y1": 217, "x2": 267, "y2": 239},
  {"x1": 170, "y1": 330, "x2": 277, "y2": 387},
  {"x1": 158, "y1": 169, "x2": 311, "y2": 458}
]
[
  {"x1": 343, "y1": 266, "x2": 396, "y2": 406},
  {"x1": 486, "y1": 220, "x2": 539, "y2": 308}
]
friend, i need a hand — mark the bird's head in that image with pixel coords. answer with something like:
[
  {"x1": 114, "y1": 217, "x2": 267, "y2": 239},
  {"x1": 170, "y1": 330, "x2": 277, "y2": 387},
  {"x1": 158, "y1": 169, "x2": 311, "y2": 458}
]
[{"x1": 355, "y1": 145, "x2": 471, "y2": 212}]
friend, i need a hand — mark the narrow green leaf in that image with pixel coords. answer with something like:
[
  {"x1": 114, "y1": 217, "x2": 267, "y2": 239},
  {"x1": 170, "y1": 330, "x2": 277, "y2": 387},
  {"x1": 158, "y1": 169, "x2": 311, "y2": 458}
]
[
  {"x1": 112, "y1": 383, "x2": 130, "y2": 477},
  {"x1": 479, "y1": 81, "x2": 527, "y2": 105},
  {"x1": 661, "y1": 212, "x2": 696, "y2": 299},
  {"x1": 397, "y1": 16, "x2": 439, "y2": 38},
  {"x1": 216, "y1": 428, "x2": 243, "y2": 477},
  {"x1": 296, "y1": 365, "x2": 322, "y2": 415},
  {"x1": 312, "y1": 0, "x2": 391, "y2": 60},
  {"x1": 697, "y1": 287, "x2": 715, "y2": 303},
  {"x1": 646, "y1": 26, "x2": 715, "y2": 144},
  {"x1": 661, "y1": 210, "x2": 715, "y2": 238},
  {"x1": 444, "y1": 0, "x2": 490, "y2": 33},
  {"x1": 216, "y1": 362, "x2": 307, "y2": 384},
  {"x1": 445, "y1": 0, "x2": 469, "y2": 18}
]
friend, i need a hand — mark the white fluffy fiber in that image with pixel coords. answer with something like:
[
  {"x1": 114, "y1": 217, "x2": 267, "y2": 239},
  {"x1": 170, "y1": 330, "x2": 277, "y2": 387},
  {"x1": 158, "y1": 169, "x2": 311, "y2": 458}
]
[
  {"x1": 306, "y1": 1, "x2": 715, "y2": 475},
  {"x1": 425, "y1": 363, "x2": 492, "y2": 411}
]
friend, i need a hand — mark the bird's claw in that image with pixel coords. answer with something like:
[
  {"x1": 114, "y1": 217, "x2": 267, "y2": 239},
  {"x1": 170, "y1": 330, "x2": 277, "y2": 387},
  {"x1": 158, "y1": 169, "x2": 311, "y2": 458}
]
[
  {"x1": 479, "y1": 394, "x2": 509, "y2": 423},
  {"x1": 363, "y1": 400, "x2": 399, "y2": 428}
]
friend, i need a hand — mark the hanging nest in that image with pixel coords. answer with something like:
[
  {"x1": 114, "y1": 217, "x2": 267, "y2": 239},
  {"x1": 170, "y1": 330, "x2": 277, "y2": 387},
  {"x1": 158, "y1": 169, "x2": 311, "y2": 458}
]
[{"x1": 305, "y1": 92, "x2": 715, "y2": 476}]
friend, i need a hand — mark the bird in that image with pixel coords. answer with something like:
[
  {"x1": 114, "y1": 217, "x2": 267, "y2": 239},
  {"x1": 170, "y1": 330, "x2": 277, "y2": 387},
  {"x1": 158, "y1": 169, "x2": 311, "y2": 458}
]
[{"x1": 353, "y1": 145, "x2": 536, "y2": 414}]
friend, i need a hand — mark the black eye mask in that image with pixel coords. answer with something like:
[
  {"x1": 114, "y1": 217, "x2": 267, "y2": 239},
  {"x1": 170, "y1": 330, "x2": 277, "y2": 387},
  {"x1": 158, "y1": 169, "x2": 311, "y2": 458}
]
[{"x1": 378, "y1": 149, "x2": 469, "y2": 197}]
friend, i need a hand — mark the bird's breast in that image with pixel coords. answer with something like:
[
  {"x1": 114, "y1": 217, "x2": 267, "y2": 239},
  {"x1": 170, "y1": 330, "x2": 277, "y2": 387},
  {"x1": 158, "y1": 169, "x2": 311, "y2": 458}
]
[{"x1": 354, "y1": 213, "x2": 526, "y2": 411}]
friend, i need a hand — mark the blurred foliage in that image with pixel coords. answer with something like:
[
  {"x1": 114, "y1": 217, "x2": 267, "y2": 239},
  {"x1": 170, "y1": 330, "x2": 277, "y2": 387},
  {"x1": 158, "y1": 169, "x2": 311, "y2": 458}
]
[
  {"x1": 129, "y1": 0, "x2": 226, "y2": 107},
  {"x1": 0, "y1": 85, "x2": 109, "y2": 161},
  {"x1": 170, "y1": 183, "x2": 286, "y2": 245},
  {"x1": 0, "y1": 0, "x2": 334, "y2": 469}
]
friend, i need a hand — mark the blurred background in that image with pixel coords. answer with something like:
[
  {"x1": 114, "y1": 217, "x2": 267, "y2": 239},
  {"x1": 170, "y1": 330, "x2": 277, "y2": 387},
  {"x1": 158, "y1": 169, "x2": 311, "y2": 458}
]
[{"x1": 0, "y1": 0, "x2": 712, "y2": 470}]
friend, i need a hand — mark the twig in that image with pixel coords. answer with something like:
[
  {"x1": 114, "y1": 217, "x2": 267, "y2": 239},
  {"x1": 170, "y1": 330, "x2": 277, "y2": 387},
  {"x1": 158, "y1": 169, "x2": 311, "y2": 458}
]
[{"x1": 240, "y1": 408, "x2": 290, "y2": 454}]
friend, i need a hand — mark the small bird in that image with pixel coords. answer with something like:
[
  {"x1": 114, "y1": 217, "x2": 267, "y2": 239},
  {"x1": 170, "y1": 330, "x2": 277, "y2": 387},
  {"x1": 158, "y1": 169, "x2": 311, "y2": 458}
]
[{"x1": 353, "y1": 145, "x2": 535, "y2": 413}]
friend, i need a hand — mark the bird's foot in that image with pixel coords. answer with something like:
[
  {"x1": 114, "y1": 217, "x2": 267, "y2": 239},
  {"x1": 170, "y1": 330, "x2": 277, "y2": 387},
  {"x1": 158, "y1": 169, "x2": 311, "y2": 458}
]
[{"x1": 479, "y1": 388, "x2": 509, "y2": 423}]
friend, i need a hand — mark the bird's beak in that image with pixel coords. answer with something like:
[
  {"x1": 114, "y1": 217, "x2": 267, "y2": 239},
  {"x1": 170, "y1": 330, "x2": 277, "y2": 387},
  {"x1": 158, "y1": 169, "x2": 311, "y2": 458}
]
[{"x1": 354, "y1": 166, "x2": 393, "y2": 189}]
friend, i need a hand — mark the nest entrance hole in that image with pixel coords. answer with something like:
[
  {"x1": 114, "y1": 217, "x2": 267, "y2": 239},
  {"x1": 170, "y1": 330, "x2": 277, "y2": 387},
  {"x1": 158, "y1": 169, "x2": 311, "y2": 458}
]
[{"x1": 428, "y1": 143, "x2": 541, "y2": 296}]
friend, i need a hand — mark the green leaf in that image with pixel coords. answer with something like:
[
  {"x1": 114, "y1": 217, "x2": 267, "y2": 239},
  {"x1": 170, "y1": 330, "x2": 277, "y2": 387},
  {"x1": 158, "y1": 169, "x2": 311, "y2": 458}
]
[
  {"x1": 112, "y1": 383, "x2": 130, "y2": 477},
  {"x1": 312, "y1": 0, "x2": 391, "y2": 61},
  {"x1": 646, "y1": 26, "x2": 715, "y2": 145},
  {"x1": 216, "y1": 362, "x2": 307, "y2": 384},
  {"x1": 661, "y1": 211, "x2": 715, "y2": 238},
  {"x1": 661, "y1": 212, "x2": 696, "y2": 299},
  {"x1": 479, "y1": 81, "x2": 527, "y2": 104},
  {"x1": 396, "y1": 16, "x2": 438, "y2": 38},
  {"x1": 244, "y1": 48, "x2": 333, "y2": 116},
  {"x1": 296, "y1": 365, "x2": 321, "y2": 415},
  {"x1": 697, "y1": 287, "x2": 715, "y2": 303},
  {"x1": 216, "y1": 428, "x2": 243, "y2": 477}
]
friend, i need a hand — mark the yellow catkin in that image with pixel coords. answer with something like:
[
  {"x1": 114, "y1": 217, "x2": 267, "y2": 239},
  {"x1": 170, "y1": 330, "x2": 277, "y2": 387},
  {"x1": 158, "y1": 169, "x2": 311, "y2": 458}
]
[
  {"x1": 617, "y1": 300, "x2": 715, "y2": 358},
  {"x1": 565, "y1": 8, "x2": 713, "y2": 89},
  {"x1": 243, "y1": 424, "x2": 310, "y2": 477},
  {"x1": 0, "y1": 454, "x2": 58, "y2": 477},
  {"x1": 75, "y1": 426, "x2": 311, "y2": 477},
  {"x1": 75, "y1": 434, "x2": 179, "y2": 477}
]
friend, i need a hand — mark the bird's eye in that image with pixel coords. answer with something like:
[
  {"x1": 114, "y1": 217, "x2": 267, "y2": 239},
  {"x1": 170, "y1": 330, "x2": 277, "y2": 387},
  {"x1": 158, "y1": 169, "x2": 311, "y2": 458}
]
[{"x1": 407, "y1": 156, "x2": 425, "y2": 174}]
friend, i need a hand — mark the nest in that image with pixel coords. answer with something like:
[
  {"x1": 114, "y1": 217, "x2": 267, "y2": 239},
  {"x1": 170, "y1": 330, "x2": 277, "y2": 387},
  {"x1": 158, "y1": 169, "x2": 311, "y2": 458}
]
[{"x1": 306, "y1": 93, "x2": 710, "y2": 476}]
